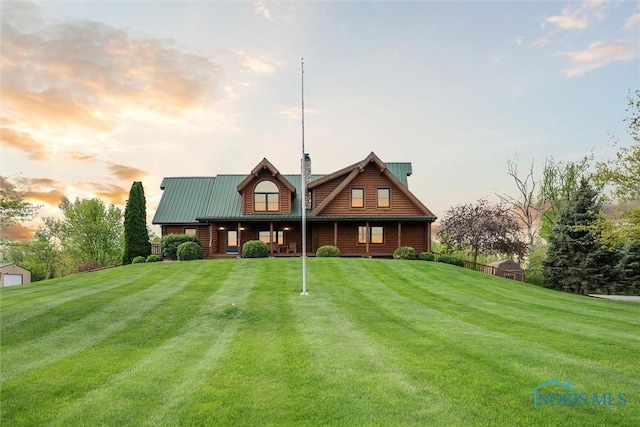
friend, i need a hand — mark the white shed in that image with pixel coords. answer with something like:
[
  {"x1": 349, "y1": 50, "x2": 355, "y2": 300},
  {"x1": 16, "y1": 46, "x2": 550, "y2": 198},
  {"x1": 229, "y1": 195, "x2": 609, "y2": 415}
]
[{"x1": 0, "y1": 263, "x2": 32, "y2": 287}]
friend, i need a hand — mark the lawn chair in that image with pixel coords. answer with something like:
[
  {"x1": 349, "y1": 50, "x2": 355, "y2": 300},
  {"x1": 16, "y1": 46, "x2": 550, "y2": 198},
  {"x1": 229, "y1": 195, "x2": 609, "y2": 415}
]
[{"x1": 287, "y1": 242, "x2": 297, "y2": 254}]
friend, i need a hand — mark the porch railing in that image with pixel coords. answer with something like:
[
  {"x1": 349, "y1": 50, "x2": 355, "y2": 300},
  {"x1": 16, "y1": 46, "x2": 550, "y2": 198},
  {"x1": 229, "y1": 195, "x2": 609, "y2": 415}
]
[{"x1": 151, "y1": 243, "x2": 161, "y2": 256}]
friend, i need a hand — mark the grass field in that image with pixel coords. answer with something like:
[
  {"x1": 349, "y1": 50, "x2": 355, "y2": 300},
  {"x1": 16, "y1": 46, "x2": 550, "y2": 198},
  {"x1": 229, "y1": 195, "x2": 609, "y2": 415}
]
[{"x1": 1, "y1": 258, "x2": 639, "y2": 426}]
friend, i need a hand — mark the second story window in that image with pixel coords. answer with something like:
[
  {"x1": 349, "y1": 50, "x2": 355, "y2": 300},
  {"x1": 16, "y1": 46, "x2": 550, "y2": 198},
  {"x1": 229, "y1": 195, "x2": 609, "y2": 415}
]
[
  {"x1": 254, "y1": 180, "x2": 279, "y2": 212},
  {"x1": 351, "y1": 188, "x2": 364, "y2": 208},
  {"x1": 377, "y1": 188, "x2": 390, "y2": 208}
]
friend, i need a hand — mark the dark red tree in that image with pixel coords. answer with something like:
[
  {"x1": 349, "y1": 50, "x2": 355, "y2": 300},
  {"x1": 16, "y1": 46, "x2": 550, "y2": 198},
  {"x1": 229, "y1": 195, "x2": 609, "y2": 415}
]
[{"x1": 438, "y1": 199, "x2": 527, "y2": 267}]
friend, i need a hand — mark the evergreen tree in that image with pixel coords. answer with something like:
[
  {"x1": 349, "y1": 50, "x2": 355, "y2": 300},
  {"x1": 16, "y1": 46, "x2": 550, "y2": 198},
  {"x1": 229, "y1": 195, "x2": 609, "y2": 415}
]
[
  {"x1": 618, "y1": 242, "x2": 640, "y2": 295},
  {"x1": 542, "y1": 178, "x2": 615, "y2": 294},
  {"x1": 123, "y1": 182, "x2": 151, "y2": 264}
]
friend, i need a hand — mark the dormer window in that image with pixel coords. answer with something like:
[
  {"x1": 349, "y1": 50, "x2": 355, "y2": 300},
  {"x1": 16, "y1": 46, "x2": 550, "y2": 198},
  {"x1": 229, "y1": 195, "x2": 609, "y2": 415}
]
[{"x1": 254, "y1": 180, "x2": 279, "y2": 212}]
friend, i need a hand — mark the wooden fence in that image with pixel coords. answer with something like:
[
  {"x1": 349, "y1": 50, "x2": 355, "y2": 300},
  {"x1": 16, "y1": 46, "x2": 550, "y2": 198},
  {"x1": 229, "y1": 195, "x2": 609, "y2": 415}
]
[{"x1": 432, "y1": 252, "x2": 525, "y2": 282}]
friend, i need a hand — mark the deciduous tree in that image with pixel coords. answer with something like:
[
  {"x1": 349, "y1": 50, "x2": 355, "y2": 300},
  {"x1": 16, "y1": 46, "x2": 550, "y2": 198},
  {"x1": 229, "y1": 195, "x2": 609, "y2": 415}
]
[
  {"x1": 538, "y1": 155, "x2": 593, "y2": 239},
  {"x1": 59, "y1": 197, "x2": 124, "y2": 268},
  {"x1": 596, "y1": 90, "x2": 640, "y2": 202},
  {"x1": 594, "y1": 90, "x2": 640, "y2": 246},
  {"x1": 438, "y1": 199, "x2": 527, "y2": 267},
  {"x1": 0, "y1": 176, "x2": 39, "y2": 233}
]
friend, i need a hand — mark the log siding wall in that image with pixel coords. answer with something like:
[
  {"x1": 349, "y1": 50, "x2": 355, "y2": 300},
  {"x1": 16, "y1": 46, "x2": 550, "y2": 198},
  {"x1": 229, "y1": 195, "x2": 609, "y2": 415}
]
[
  {"x1": 162, "y1": 224, "x2": 212, "y2": 258},
  {"x1": 314, "y1": 164, "x2": 423, "y2": 216}
]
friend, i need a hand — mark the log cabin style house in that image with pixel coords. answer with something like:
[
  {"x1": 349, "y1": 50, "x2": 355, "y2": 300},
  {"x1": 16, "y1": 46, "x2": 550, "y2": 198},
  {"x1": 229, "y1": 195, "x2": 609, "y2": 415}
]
[{"x1": 152, "y1": 152, "x2": 436, "y2": 257}]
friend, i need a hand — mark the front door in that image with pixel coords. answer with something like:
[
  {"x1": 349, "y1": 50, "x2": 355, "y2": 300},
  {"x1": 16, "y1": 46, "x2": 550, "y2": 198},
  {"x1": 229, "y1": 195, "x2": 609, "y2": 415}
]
[{"x1": 226, "y1": 230, "x2": 238, "y2": 254}]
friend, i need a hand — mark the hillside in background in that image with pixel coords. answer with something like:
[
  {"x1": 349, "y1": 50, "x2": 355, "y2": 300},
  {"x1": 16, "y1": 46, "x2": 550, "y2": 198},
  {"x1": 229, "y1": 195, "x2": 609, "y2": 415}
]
[{"x1": 1, "y1": 258, "x2": 638, "y2": 426}]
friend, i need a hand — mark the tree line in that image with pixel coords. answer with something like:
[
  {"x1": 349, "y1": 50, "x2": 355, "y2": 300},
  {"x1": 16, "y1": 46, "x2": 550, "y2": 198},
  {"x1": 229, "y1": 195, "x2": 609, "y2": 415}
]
[
  {"x1": 438, "y1": 90, "x2": 639, "y2": 295},
  {"x1": 0, "y1": 181, "x2": 151, "y2": 281}
]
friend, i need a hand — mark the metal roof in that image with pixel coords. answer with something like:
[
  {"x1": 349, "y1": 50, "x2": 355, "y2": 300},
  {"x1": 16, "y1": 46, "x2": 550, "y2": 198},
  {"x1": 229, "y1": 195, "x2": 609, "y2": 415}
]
[
  {"x1": 386, "y1": 163, "x2": 412, "y2": 187},
  {"x1": 152, "y1": 177, "x2": 216, "y2": 224},
  {"x1": 154, "y1": 160, "x2": 421, "y2": 224}
]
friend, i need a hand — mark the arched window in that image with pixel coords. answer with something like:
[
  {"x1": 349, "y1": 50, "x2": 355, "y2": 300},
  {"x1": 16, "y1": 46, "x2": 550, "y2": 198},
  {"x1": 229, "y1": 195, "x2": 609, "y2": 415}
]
[{"x1": 254, "y1": 180, "x2": 279, "y2": 212}]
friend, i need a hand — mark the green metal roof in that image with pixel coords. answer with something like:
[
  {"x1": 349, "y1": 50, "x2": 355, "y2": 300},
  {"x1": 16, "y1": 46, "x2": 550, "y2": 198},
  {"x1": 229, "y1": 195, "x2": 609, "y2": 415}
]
[
  {"x1": 154, "y1": 162, "x2": 420, "y2": 224},
  {"x1": 386, "y1": 163, "x2": 412, "y2": 187},
  {"x1": 152, "y1": 177, "x2": 216, "y2": 223},
  {"x1": 197, "y1": 174, "x2": 324, "y2": 220}
]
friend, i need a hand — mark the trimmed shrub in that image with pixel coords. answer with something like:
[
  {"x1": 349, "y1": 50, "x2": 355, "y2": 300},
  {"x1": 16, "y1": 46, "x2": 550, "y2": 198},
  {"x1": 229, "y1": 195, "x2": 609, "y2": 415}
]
[
  {"x1": 437, "y1": 255, "x2": 465, "y2": 267},
  {"x1": 242, "y1": 240, "x2": 268, "y2": 258},
  {"x1": 177, "y1": 242, "x2": 202, "y2": 261},
  {"x1": 131, "y1": 256, "x2": 146, "y2": 264},
  {"x1": 419, "y1": 252, "x2": 435, "y2": 261},
  {"x1": 316, "y1": 245, "x2": 340, "y2": 257},
  {"x1": 161, "y1": 234, "x2": 199, "y2": 260},
  {"x1": 393, "y1": 246, "x2": 417, "y2": 260},
  {"x1": 146, "y1": 254, "x2": 162, "y2": 263}
]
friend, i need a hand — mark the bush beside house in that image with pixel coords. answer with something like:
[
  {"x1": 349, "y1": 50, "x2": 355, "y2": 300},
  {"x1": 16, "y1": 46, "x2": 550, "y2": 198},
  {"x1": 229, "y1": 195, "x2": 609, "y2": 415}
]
[
  {"x1": 242, "y1": 240, "x2": 268, "y2": 258},
  {"x1": 316, "y1": 245, "x2": 340, "y2": 257},
  {"x1": 161, "y1": 234, "x2": 200, "y2": 260},
  {"x1": 177, "y1": 242, "x2": 202, "y2": 261}
]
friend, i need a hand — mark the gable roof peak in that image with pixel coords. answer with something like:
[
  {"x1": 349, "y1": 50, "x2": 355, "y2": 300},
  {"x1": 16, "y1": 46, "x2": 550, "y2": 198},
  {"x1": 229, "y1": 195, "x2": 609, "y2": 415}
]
[
  {"x1": 236, "y1": 157, "x2": 296, "y2": 193},
  {"x1": 361, "y1": 151, "x2": 386, "y2": 172},
  {"x1": 310, "y1": 151, "x2": 433, "y2": 217}
]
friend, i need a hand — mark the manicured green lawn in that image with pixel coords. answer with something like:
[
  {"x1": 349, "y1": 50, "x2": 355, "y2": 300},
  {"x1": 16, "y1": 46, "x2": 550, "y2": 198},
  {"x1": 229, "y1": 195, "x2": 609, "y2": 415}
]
[{"x1": 1, "y1": 258, "x2": 638, "y2": 426}]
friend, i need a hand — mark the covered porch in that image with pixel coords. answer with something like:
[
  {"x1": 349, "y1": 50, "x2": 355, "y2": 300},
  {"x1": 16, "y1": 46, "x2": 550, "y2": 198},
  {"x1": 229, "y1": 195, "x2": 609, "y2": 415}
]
[{"x1": 199, "y1": 218, "x2": 432, "y2": 258}]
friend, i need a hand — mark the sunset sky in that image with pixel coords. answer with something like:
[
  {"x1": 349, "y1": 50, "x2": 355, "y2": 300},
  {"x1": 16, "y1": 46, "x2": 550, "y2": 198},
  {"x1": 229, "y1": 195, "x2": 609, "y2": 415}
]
[{"x1": 1, "y1": 0, "x2": 638, "y2": 239}]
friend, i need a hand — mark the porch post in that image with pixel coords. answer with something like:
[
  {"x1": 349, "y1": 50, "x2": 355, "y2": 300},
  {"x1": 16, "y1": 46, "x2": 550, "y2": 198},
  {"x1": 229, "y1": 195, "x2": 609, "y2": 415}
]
[
  {"x1": 333, "y1": 221, "x2": 338, "y2": 247},
  {"x1": 209, "y1": 223, "x2": 214, "y2": 256},
  {"x1": 397, "y1": 222, "x2": 402, "y2": 248},
  {"x1": 366, "y1": 221, "x2": 370, "y2": 255},
  {"x1": 269, "y1": 222, "x2": 274, "y2": 254},
  {"x1": 238, "y1": 222, "x2": 242, "y2": 256}
]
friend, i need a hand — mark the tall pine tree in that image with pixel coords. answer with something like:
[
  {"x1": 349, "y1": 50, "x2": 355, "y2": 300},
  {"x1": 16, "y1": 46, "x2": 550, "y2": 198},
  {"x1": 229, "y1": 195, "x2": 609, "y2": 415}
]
[
  {"x1": 123, "y1": 181, "x2": 151, "y2": 264},
  {"x1": 618, "y1": 242, "x2": 640, "y2": 295},
  {"x1": 542, "y1": 178, "x2": 617, "y2": 294}
]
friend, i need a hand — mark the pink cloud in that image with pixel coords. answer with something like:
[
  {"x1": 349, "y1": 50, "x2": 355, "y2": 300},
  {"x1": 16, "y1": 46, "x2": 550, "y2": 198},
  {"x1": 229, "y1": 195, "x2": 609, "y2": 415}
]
[
  {"x1": 623, "y1": 13, "x2": 640, "y2": 31},
  {"x1": 543, "y1": 0, "x2": 606, "y2": 30},
  {"x1": 562, "y1": 39, "x2": 638, "y2": 76},
  {"x1": 0, "y1": 2, "x2": 224, "y2": 160},
  {"x1": 106, "y1": 163, "x2": 149, "y2": 181}
]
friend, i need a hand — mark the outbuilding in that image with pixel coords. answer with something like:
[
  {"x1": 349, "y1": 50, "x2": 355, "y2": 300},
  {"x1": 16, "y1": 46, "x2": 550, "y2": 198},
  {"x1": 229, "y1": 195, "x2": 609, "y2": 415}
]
[
  {"x1": 488, "y1": 260, "x2": 524, "y2": 281},
  {"x1": 0, "y1": 263, "x2": 31, "y2": 287}
]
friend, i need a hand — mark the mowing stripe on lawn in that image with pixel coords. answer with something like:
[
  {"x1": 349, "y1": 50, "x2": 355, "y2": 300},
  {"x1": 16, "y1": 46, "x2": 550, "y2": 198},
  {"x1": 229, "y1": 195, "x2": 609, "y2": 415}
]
[
  {"x1": 381, "y1": 261, "x2": 640, "y2": 369},
  {"x1": 1, "y1": 260, "x2": 236, "y2": 426},
  {"x1": 2, "y1": 258, "x2": 638, "y2": 426},
  {"x1": 327, "y1": 259, "x2": 638, "y2": 426},
  {"x1": 0, "y1": 265, "x2": 158, "y2": 328},
  {"x1": 404, "y1": 261, "x2": 640, "y2": 326},
  {"x1": 293, "y1": 261, "x2": 462, "y2": 426},
  {"x1": 174, "y1": 258, "x2": 317, "y2": 426},
  {"x1": 356, "y1": 259, "x2": 639, "y2": 383},
  {"x1": 1, "y1": 264, "x2": 204, "y2": 382},
  {"x1": 48, "y1": 260, "x2": 257, "y2": 426}
]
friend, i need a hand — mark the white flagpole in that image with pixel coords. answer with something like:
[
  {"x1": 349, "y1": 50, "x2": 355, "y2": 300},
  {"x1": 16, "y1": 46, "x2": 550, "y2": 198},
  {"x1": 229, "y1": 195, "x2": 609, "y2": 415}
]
[{"x1": 300, "y1": 58, "x2": 308, "y2": 296}]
